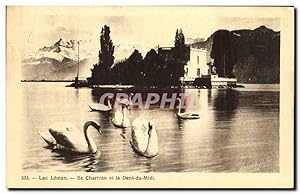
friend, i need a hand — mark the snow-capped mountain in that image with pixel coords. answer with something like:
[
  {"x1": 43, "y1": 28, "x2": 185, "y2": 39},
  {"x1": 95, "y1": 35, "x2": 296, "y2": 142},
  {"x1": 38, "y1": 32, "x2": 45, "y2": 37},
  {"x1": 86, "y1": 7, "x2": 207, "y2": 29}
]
[
  {"x1": 23, "y1": 38, "x2": 94, "y2": 64},
  {"x1": 22, "y1": 38, "x2": 98, "y2": 80},
  {"x1": 21, "y1": 38, "x2": 147, "y2": 80}
]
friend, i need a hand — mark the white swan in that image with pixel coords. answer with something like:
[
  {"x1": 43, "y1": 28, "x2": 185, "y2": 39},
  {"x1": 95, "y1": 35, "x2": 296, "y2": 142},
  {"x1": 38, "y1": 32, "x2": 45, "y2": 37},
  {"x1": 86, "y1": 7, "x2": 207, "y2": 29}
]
[
  {"x1": 176, "y1": 98, "x2": 200, "y2": 119},
  {"x1": 130, "y1": 118, "x2": 158, "y2": 158},
  {"x1": 112, "y1": 103, "x2": 130, "y2": 128},
  {"x1": 88, "y1": 96, "x2": 113, "y2": 112},
  {"x1": 117, "y1": 93, "x2": 134, "y2": 107},
  {"x1": 38, "y1": 121, "x2": 101, "y2": 154}
]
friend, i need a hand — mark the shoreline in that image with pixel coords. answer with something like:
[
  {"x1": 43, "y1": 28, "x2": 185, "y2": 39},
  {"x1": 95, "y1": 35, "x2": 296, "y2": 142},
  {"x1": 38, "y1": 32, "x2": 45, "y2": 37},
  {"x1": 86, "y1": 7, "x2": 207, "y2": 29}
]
[
  {"x1": 21, "y1": 80, "x2": 74, "y2": 82},
  {"x1": 21, "y1": 81, "x2": 281, "y2": 90}
]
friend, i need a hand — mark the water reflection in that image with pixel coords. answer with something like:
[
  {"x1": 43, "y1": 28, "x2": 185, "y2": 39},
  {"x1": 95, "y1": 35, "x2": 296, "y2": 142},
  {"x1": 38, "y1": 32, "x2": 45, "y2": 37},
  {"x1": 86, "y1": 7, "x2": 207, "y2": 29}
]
[
  {"x1": 22, "y1": 83, "x2": 279, "y2": 172},
  {"x1": 210, "y1": 89, "x2": 239, "y2": 171},
  {"x1": 49, "y1": 151, "x2": 99, "y2": 172},
  {"x1": 177, "y1": 117, "x2": 185, "y2": 129},
  {"x1": 213, "y1": 89, "x2": 238, "y2": 119}
]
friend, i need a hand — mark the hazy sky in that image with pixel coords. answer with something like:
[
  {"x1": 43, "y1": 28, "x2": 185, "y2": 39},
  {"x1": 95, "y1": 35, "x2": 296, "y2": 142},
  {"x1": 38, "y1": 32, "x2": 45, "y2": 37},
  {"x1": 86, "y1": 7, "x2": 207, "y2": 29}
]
[{"x1": 18, "y1": 7, "x2": 280, "y2": 58}]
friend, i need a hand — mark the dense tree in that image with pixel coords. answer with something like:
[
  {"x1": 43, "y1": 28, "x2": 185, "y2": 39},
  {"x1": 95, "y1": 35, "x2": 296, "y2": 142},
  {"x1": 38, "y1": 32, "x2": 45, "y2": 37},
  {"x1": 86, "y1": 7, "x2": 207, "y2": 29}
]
[
  {"x1": 110, "y1": 49, "x2": 143, "y2": 85},
  {"x1": 110, "y1": 46, "x2": 186, "y2": 88},
  {"x1": 172, "y1": 28, "x2": 189, "y2": 85},
  {"x1": 90, "y1": 63, "x2": 106, "y2": 84},
  {"x1": 124, "y1": 50, "x2": 143, "y2": 84},
  {"x1": 210, "y1": 30, "x2": 237, "y2": 77},
  {"x1": 142, "y1": 49, "x2": 161, "y2": 87}
]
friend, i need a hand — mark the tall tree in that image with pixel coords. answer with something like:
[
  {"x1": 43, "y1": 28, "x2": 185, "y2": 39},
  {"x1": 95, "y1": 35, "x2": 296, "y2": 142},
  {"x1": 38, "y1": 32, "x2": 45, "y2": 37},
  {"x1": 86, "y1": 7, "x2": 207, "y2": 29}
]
[
  {"x1": 174, "y1": 28, "x2": 185, "y2": 48},
  {"x1": 90, "y1": 25, "x2": 115, "y2": 84},
  {"x1": 172, "y1": 28, "x2": 187, "y2": 85},
  {"x1": 99, "y1": 25, "x2": 115, "y2": 69}
]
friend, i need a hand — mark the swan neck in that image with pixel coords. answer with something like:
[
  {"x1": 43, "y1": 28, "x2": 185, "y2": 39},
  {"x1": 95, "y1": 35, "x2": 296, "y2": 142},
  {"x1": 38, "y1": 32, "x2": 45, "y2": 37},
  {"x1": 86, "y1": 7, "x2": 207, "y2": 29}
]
[
  {"x1": 107, "y1": 98, "x2": 112, "y2": 109},
  {"x1": 145, "y1": 129, "x2": 157, "y2": 156},
  {"x1": 146, "y1": 132, "x2": 152, "y2": 149},
  {"x1": 178, "y1": 99, "x2": 182, "y2": 114},
  {"x1": 83, "y1": 122, "x2": 97, "y2": 152},
  {"x1": 122, "y1": 106, "x2": 127, "y2": 123}
]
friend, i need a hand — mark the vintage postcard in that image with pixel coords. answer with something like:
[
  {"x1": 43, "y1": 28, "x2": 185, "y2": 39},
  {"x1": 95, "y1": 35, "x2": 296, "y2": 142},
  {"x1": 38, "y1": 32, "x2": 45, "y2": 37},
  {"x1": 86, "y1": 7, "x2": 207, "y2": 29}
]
[{"x1": 6, "y1": 6, "x2": 294, "y2": 189}]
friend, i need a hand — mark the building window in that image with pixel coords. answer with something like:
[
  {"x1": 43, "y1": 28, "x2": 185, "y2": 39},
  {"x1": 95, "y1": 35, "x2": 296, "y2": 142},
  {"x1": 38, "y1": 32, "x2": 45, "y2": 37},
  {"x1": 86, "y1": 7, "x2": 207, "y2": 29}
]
[
  {"x1": 186, "y1": 68, "x2": 188, "y2": 76},
  {"x1": 197, "y1": 68, "x2": 200, "y2": 77},
  {"x1": 197, "y1": 56, "x2": 199, "y2": 65}
]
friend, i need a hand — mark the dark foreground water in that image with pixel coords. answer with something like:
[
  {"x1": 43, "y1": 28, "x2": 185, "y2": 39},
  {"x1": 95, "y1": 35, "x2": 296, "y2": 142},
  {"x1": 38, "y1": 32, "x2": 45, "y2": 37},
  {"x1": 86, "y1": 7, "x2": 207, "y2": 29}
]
[{"x1": 22, "y1": 83, "x2": 279, "y2": 172}]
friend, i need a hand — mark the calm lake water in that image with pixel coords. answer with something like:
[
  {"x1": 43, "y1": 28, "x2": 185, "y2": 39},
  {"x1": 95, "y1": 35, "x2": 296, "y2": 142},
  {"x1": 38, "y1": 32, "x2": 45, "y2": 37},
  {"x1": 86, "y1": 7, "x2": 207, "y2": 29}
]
[{"x1": 22, "y1": 83, "x2": 279, "y2": 172}]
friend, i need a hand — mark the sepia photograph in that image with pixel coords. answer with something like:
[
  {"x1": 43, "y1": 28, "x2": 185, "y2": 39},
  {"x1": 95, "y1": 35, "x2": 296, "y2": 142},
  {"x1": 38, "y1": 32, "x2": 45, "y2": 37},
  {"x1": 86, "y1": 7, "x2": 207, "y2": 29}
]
[{"x1": 6, "y1": 6, "x2": 294, "y2": 188}]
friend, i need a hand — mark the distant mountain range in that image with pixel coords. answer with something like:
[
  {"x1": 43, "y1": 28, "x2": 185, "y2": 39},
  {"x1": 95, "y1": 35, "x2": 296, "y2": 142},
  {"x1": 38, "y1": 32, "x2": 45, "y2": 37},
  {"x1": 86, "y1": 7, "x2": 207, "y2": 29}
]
[
  {"x1": 22, "y1": 26, "x2": 280, "y2": 83},
  {"x1": 185, "y1": 37, "x2": 206, "y2": 45},
  {"x1": 23, "y1": 38, "x2": 95, "y2": 63},
  {"x1": 22, "y1": 38, "x2": 95, "y2": 80},
  {"x1": 22, "y1": 38, "x2": 137, "y2": 80}
]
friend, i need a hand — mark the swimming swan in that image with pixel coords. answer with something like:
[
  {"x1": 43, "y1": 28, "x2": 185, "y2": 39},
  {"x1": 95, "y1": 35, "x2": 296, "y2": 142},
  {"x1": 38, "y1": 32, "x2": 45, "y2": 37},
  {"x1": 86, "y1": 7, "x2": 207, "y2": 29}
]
[
  {"x1": 38, "y1": 121, "x2": 101, "y2": 154},
  {"x1": 118, "y1": 93, "x2": 134, "y2": 107},
  {"x1": 130, "y1": 118, "x2": 158, "y2": 158},
  {"x1": 88, "y1": 96, "x2": 113, "y2": 112},
  {"x1": 176, "y1": 98, "x2": 200, "y2": 119},
  {"x1": 112, "y1": 103, "x2": 130, "y2": 128}
]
